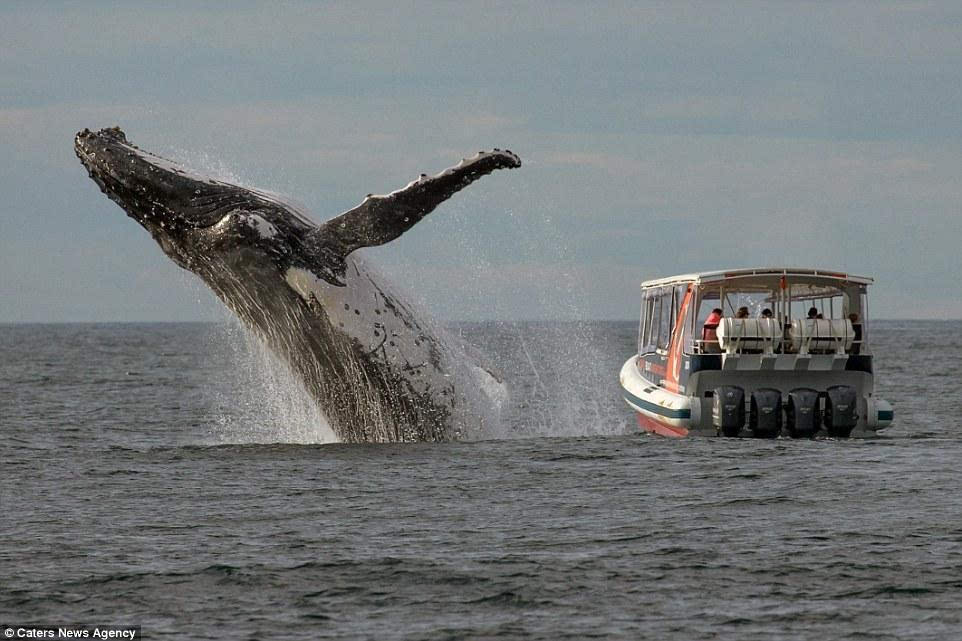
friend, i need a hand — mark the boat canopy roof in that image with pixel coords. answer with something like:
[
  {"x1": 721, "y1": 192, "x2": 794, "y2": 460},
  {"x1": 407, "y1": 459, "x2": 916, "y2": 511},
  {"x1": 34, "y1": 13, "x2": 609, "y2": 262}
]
[{"x1": 640, "y1": 267, "x2": 873, "y2": 291}]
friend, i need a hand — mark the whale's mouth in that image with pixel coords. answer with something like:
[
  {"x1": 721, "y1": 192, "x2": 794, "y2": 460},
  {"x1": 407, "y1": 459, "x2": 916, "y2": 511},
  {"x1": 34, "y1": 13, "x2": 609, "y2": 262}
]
[{"x1": 74, "y1": 127, "x2": 244, "y2": 234}]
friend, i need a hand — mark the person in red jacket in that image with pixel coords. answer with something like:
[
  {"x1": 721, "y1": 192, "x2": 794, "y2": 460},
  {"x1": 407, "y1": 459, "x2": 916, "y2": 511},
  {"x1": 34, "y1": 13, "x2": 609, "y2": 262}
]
[{"x1": 703, "y1": 307, "x2": 723, "y2": 352}]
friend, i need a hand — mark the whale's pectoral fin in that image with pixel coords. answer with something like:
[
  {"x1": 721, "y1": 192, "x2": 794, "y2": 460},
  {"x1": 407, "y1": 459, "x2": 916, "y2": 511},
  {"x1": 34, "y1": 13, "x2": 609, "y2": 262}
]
[{"x1": 313, "y1": 149, "x2": 521, "y2": 259}]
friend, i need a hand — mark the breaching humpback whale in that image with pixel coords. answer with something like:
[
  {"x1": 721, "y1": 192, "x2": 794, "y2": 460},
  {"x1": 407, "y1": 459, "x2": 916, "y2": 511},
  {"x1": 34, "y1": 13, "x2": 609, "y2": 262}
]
[{"x1": 74, "y1": 127, "x2": 520, "y2": 442}]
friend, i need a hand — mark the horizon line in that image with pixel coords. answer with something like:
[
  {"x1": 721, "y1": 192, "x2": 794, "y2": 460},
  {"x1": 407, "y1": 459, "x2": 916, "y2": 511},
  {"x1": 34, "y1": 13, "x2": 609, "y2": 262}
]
[{"x1": 2, "y1": 317, "x2": 959, "y2": 325}]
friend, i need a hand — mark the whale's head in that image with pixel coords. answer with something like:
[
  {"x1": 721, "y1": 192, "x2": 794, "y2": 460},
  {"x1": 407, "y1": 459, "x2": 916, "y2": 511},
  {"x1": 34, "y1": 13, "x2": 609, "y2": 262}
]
[{"x1": 74, "y1": 127, "x2": 312, "y2": 274}]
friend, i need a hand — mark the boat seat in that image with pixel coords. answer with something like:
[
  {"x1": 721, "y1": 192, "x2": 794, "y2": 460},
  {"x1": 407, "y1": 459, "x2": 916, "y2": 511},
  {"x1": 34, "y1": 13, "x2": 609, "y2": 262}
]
[
  {"x1": 716, "y1": 318, "x2": 781, "y2": 354},
  {"x1": 789, "y1": 319, "x2": 854, "y2": 354}
]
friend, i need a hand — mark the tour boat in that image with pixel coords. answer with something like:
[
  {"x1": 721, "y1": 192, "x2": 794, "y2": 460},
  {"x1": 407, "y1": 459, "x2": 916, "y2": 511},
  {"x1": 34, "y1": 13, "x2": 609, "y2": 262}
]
[{"x1": 619, "y1": 268, "x2": 894, "y2": 438}]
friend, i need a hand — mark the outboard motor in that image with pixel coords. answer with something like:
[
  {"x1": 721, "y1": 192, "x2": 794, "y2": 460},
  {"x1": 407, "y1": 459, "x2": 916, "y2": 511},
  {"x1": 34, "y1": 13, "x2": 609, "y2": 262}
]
[
  {"x1": 824, "y1": 385, "x2": 858, "y2": 437},
  {"x1": 712, "y1": 386, "x2": 745, "y2": 437},
  {"x1": 749, "y1": 388, "x2": 782, "y2": 438},
  {"x1": 786, "y1": 388, "x2": 820, "y2": 438}
]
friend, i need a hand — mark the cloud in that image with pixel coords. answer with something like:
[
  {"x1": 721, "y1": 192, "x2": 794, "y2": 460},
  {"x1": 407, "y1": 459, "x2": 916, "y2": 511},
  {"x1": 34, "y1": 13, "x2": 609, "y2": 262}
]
[{"x1": 3, "y1": 2, "x2": 962, "y2": 320}]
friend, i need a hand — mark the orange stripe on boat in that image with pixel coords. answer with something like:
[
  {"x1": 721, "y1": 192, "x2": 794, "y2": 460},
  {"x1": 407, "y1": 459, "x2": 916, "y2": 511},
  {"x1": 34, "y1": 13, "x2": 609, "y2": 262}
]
[{"x1": 665, "y1": 285, "x2": 693, "y2": 393}]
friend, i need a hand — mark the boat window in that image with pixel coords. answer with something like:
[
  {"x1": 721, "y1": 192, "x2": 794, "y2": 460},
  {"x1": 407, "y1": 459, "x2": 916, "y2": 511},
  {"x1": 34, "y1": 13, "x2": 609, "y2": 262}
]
[
  {"x1": 639, "y1": 292, "x2": 656, "y2": 353},
  {"x1": 672, "y1": 284, "x2": 688, "y2": 348},
  {"x1": 789, "y1": 292, "x2": 846, "y2": 321},
  {"x1": 694, "y1": 292, "x2": 718, "y2": 325},
  {"x1": 657, "y1": 287, "x2": 673, "y2": 350},
  {"x1": 639, "y1": 289, "x2": 659, "y2": 354},
  {"x1": 637, "y1": 297, "x2": 646, "y2": 354},
  {"x1": 647, "y1": 290, "x2": 661, "y2": 352},
  {"x1": 693, "y1": 288, "x2": 721, "y2": 353},
  {"x1": 722, "y1": 291, "x2": 771, "y2": 317},
  {"x1": 672, "y1": 285, "x2": 685, "y2": 324}
]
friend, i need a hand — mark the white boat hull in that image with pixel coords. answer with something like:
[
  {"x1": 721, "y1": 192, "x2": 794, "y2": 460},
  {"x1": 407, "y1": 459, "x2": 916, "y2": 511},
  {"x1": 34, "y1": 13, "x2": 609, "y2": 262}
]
[{"x1": 620, "y1": 356, "x2": 893, "y2": 438}]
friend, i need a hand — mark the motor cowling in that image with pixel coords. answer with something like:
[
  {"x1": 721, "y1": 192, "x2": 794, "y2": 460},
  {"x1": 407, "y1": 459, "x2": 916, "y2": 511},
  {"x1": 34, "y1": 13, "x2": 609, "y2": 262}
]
[
  {"x1": 713, "y1": 386, "x2": 745, "y2": 437},
  {"x1": 749, "y1": 388, "x2": 782, "y2": 438},
  {"x1": 786, "y1": 388, "x2": 820, "y2": 438},
  {"x1": 824, "y1": 385, "x2": 858, "y2": 437}
]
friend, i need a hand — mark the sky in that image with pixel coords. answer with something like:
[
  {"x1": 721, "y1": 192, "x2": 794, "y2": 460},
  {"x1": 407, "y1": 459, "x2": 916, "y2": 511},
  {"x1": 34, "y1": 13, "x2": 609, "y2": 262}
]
[{"x1": 2, "y1": 1, "x2": 961, "y2": 322}]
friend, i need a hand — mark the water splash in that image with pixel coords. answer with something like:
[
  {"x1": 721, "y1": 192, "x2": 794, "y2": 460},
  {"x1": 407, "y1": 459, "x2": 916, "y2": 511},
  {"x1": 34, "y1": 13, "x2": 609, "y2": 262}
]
[
  {"x1": 494, "y1": 321, "x2": 629, "y2": 439},
  {"x1": 152, "y1": 150, "x2": 334, "y2": 445},
  {"x1": 205, "y1": 319, "x2": 338, "y2": 444},
  {"x1": 403, "y1": 181, "x2": 629, "y2": 439},
  {"x1": 164, "y1": 149, "x2": 622, "y2": 442}
]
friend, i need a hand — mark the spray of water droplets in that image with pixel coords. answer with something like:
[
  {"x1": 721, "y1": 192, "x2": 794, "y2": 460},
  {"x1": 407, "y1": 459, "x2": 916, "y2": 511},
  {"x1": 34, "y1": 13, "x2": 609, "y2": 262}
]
[
  {"x1": 162, "y1": 147, "x2": 626, "y2": 443},
  {"x1": 387, "y1": 176, "x2": 629, "y2": 439},
  {"x1": 204, "y1": 319, "x2": 337, "y2": 444},
  {"x1": 157, "y1": 148, "x2": 335, "y2": 444}
]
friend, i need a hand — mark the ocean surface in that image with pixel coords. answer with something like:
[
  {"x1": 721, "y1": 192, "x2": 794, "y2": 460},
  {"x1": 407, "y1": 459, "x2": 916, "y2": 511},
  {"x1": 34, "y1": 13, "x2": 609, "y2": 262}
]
[{"x1": 2, "y1": 320, "x2": 961, "y2": 640}]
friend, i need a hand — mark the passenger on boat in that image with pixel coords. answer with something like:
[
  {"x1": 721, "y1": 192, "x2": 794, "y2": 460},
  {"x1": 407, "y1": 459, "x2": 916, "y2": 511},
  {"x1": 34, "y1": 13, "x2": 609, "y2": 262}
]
[
  {"x1": 760, "y1": 308, "x2": 773, "y2": 318},
  {"x1": 703, "y1": 308, "x2": 723, "y2": 352},
  {"x1": 849, "y1": 313, "x2": 862, "y2": 354},
  {"x1": 735, "y1": 306, "x2": 750, "y2": 318},
  {"x1": 807, "y1": 306, "x2": 819, "y2": 319}
]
